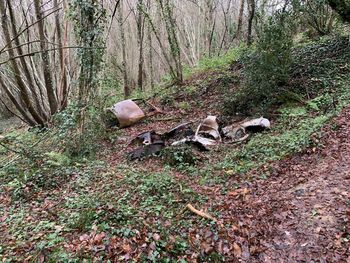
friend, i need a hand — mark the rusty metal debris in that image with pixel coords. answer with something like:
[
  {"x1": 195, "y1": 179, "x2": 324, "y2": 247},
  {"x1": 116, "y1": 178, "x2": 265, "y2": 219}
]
[
  {"x1": 222, "y1": 125, "x2": 249, "y2": 143},
  {"x1": 170, "y1": 116, "x2": 220, "y2": 151},
  {"x1": 128, "y1": 131, "x2": 165, "y2": 160},
  {"x1": 125, "y1": 115, "x2": 271, "y2": 160},
  {"x1": 128, "y1": 143, "x2": 165, "y2": 160},
  {"x1": 196, "y1": 115, "x2": 221, "y2": 141},
  {"x1": 163, "y1": 122, "x2": 194, "y2": 141},
  {"x1": 222, "y1": 117, "x2": 270, "y2": 143},
  {"x1": 241, "y1": 117, "x2": 270, "y2": 133},
  {"x1": 171, "y1": 137, "x2": 212, "y2": 151}
]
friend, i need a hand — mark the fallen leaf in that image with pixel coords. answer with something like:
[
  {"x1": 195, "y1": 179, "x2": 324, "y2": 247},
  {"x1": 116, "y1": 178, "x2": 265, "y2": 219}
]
[
  {"x1": 94, "y1": 232, "x2": 106, "y2": 244},
  {"x1": 233, "y1": 242, "x2": 242, "y2": 257},
  {"x1": 79, "y1": 234, "x2": 89, "y2": 242},
  {"x1": 122, "y1": 243, "x2": 132, "y2": 253},
  {"x1": 153, "y1": 233, "x2": 160, "y2": 241}
]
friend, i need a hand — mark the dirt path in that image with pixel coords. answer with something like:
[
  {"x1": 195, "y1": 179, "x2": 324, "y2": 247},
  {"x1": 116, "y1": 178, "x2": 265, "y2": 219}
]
[{"x1": 216, "y1": 107, "x2": 350, "y2": 262}]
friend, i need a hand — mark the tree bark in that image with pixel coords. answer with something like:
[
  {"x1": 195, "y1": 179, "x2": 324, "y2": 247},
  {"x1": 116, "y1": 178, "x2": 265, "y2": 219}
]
[
  {"x1": 142, "y1": 2, "x2": 178, "y2": 82},
  {"x1": 0, "y1": 0, "x2": 46, "y2": 125},
  {"x1": 137, "y1": 0, "x2": 145, "y2": 91},
  {"x1": 204, "y1": 0, "x2": 215, "y2": 57},
  {"x1": 247, "y1": 0, "x2": 255, "y2": 45},
  {"x1": 147, "y1": 1, "x2": 155, "y2": 90},
  {"x1": 235, "y1": 0, "x2": 245, "y2": 41},
  {"x1": 6, "y1": 0, "x2": 47, "y2": 120},
  {"x1": 118, "y1": 0, "x2": 130, "y2": 98},
  {"x1": 53, "y1": 0, "x2": 68, "y2": 110},
  {"x1": 0, "y1": 74, "x2": 36, "y2": 125},
  {"x1": 156, "y1": 0, "x2": 183, "y2": 83},
  {"x1": 34, "y1": 0, "x2": 58, "y2": 115}
]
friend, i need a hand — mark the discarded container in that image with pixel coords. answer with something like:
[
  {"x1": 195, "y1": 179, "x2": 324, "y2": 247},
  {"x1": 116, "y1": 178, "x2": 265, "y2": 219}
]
[{"x1": 110, "y1": 99, "x2": 146, "y2": 128}]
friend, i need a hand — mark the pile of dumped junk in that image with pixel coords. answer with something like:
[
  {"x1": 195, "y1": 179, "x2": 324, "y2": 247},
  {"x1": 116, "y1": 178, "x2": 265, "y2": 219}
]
[{"x1": 109, "y1": 99, "x2": 271, "y2": 160}]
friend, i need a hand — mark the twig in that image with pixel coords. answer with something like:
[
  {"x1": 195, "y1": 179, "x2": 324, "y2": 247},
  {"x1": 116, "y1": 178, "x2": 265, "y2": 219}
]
[
  {"x1": 151, "y1": 117, "x2": 179, "y2": 122},
  {"x1": 0, "y1": 8, "x2": 62, "y2": 54},
  {"x1": 105, "y1": 0, "x2": 121, "y2": 43},
  {"x1": 0, "y1": 130, "x2": 54, "y2": 170},
  {"x1": 1, "y1": 40, "x2": 63, "y2": 53},
  {"x1": 186, "y1": 204, "x2": 217, "y2": 222},
  {"x1": 0, "y1": 142, "x2": 22, "y2": 154},
  {"x1": 0, "y1": 46, "x2": 105, "y2": 66}
]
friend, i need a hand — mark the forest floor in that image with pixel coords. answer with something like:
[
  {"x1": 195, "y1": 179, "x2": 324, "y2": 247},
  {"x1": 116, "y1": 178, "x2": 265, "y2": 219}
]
[
  {"x1": 213, "y1": 106, "x2": 350, "y2": 262},
  {"x1": 0, "y1": 37, "x2": 349, "y2": 262},
  {"x1": 104, "y1": 99, "x2": 350, "y2": 263},
  {"x1": 2, "y1": 87, "x2": 349, "y2": 262},
  {"x1": 0, "y1": 117, "x2": 22, "y2": 132}
]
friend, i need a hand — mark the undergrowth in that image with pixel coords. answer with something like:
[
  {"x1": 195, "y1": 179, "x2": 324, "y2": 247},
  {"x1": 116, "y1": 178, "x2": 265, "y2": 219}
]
[
  {"x1": 218, "y1": 79, "x2": 350, "y2": 177},
  {"x1": 1, "y1": 32, "x2": 350, "y2": 262},
  {"x1": 223, "y1": 36, "x2": 350, "y2": 116}
]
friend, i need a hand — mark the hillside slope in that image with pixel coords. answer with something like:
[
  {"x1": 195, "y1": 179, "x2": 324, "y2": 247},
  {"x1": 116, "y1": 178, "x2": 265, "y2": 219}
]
[
  {"x1": 210, "y1": 106, "x2": 350, "y2": 262},
  {"x1": 0, "y1": 37, "x2": 349, "y2": 262}
]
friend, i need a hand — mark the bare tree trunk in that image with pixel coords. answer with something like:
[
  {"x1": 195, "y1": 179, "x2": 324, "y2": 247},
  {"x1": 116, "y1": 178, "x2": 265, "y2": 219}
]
[
  {"x1": 0, "y1": 0, "x2": 46, "y2": 125},
  {"x1": 147, "y1": 2, "x2": 154, "y2": 90},
  {"x1": 54, "y1": 0, "x2": 68, "y2": 110},
  {"x1": 0, "y1": 73, "x2": 36, "y2": 125},
  {"x1": 137, "y1": 0, "x2": 145, "y2": 91},
  {"x1": 204, "y1": 0, "x2": 215, "y2": 57},
  {"x1": 218, "y1": 0, "x2": 232, "y2": 55},
  {"x1": 61, "y1": 1, "x2": 70, "y2": 109},
  {"x1": 157, "y1": 0, "x2": 183, "y2": 83},
  {"x1": 6, "y1": 0, "x2": 47, "y2": 120},
  {"x1": 236, "y1": 0, "x2": 245, "y2": 41},
  {"x1": 34, "y1": 0, "x2": 58, "y2": 115},
  {"x1": 118, "y1": 0, "x2": 130, "y2": 98},
  {"x1": 165, "y1": 0, "x2": 183, "y2": 83},
  {"x1": 142, "y1": 2, "x2": 178, "y2": 82},
  {"x1": 247, "y1": 0, "x2": 255, "y2": 45}
]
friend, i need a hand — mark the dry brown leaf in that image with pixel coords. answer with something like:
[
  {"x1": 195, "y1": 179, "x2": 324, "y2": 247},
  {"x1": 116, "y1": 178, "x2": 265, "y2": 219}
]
[
  {"x1": 233, "y1": 242, "x2": 242, "y2": 257},
  {"x1": 79, "y1": 234, "x2": 89, "y2": 242},
  {"x1": 153, "y1": 233, "x2": 161, "y2": 241},
  {"x1": 122, "y1": 243, "x2": 132, "y2": 253}
]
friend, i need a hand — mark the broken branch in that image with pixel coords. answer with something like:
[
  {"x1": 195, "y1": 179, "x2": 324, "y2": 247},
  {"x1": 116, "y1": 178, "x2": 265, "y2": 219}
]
[{"x1": 186, "y1": 204, "x2": 217, "y2": 222}]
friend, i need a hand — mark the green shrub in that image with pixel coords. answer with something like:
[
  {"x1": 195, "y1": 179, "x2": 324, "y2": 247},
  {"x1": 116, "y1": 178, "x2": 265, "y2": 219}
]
[
  {"x1": 53, "y1": 103, "x2": 108, "y2": 158},
  {"x1": 226, "y1": 14, "x2": 293, "y2": 115},
  {"x1": 162, "y1": 145, "x2": 197, "y2": 167}
]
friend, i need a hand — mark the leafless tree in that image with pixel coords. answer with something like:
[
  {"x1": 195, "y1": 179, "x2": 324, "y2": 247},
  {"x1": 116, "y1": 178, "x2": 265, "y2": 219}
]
[{"x1": 0, "y1": 0, "x2": 72, "y2": 126}]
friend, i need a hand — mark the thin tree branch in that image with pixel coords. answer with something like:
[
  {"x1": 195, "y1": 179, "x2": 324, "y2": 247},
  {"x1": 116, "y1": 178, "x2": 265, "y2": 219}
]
[
  {"x1": 0, "y1": 7, "x2": 62, "y2": 55},
  {"x1": 0, "y1": 46, "x2": 105, "y2": 66}
]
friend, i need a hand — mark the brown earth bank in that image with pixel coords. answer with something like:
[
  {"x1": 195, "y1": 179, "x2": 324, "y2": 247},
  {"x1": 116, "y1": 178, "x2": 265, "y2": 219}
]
[{"x1": 210, "y1": 106, "x2": 350, "y2": 262}]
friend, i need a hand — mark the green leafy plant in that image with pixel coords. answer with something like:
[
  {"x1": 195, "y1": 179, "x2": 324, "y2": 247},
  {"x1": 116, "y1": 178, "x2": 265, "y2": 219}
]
[
  {"x1": 162, "y1": 145, "x2": 197, "y2": 167},
  {"x1": 225, "y1": 13, "x2": 293, "y2": 115}
]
